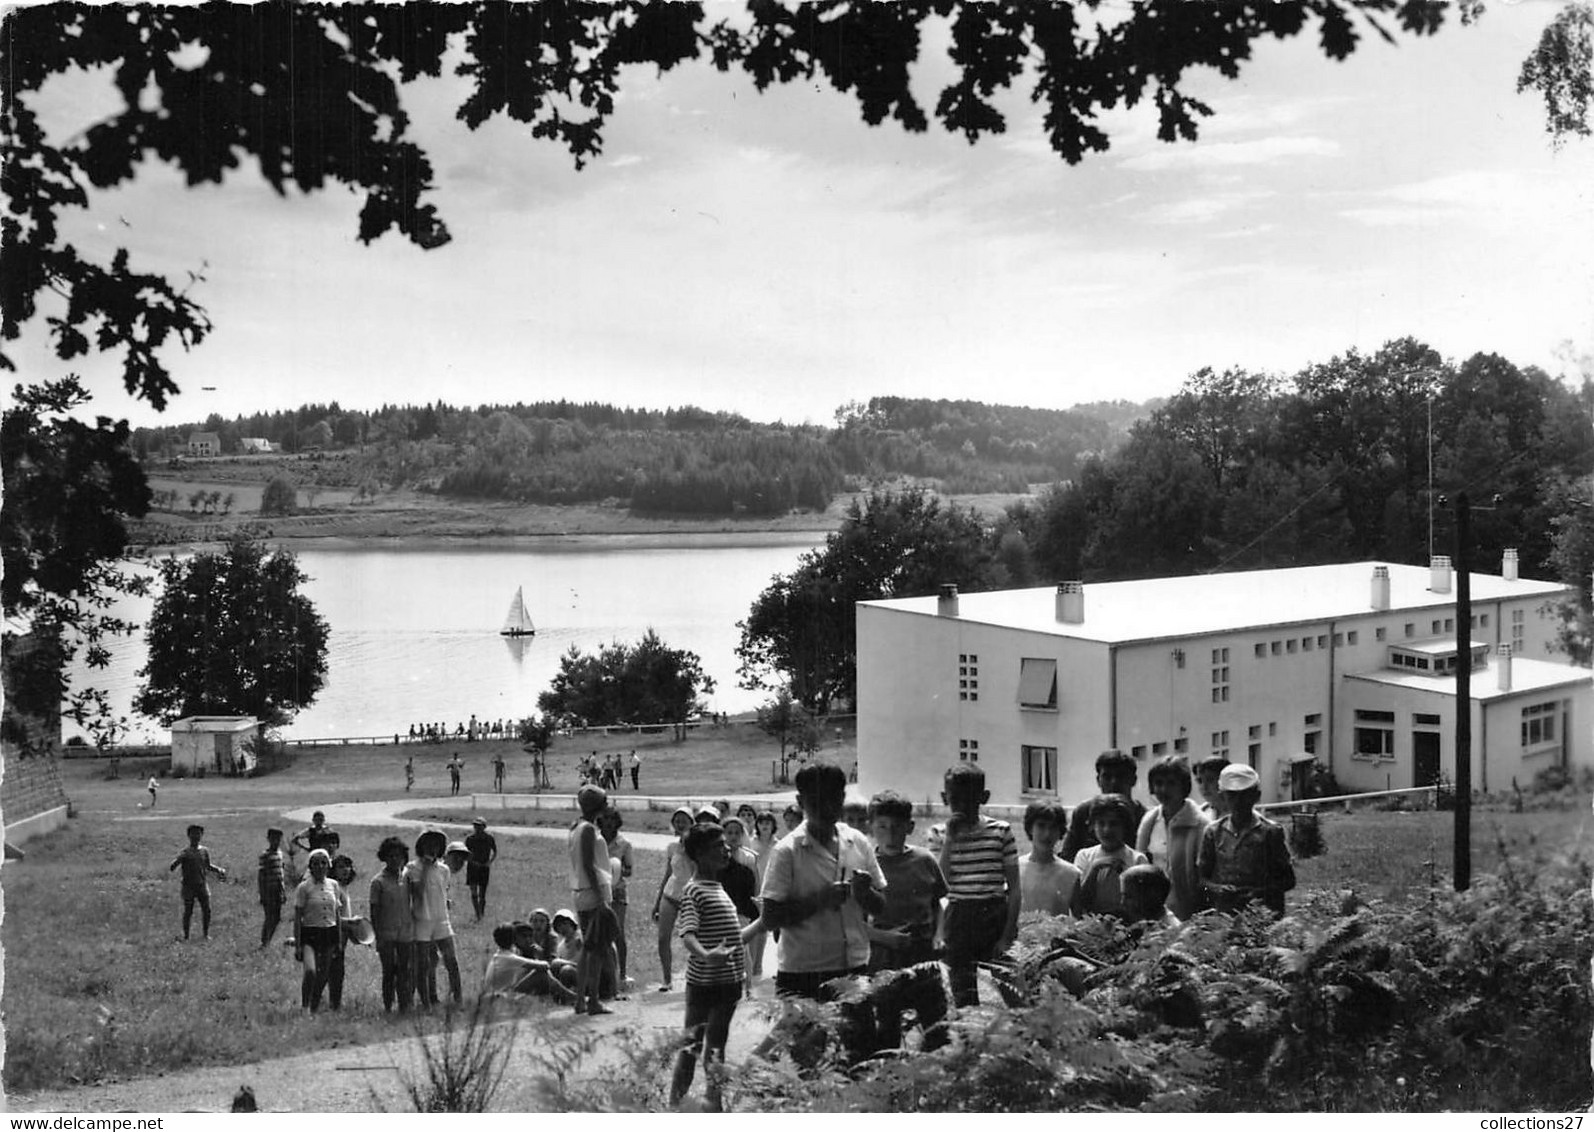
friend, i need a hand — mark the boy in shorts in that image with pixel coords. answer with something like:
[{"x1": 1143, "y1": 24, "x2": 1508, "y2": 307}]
[
  {"x1": 257, "y1": 827, "x2": 287, "y2": 947},
  {"x1": 670, "y1": 821, "x2": 747, "y2": 1112},
  {"x1": 170, "y1": 823, "x2": 226, "y2": 940},
  {"x1": 464, "y1": 817, "x2": 497, "y2": 922}
]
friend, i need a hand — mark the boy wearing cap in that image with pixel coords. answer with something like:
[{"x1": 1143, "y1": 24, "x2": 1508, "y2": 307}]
[
  {"x1": 1197, "y1": 764, "x2": 1296, "y2": 918},
  {"x1": 170, "y1": 823, "x2": 226, "y2": 940},
  {"x1": 464, "y1": 817, "x2": 497, "y2": 922},
  {"x1": 257, "y1": 828, "x2": 287, "y2": 947}
]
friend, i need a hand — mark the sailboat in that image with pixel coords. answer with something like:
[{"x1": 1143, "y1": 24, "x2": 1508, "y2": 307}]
[{"x1": 500, "y1": 586, "x2": 536, "y2": 637}]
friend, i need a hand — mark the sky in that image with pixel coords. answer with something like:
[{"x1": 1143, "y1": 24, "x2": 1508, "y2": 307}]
[{"x1": 14, "y1": 1, "x2": 1594, "y2": 431}]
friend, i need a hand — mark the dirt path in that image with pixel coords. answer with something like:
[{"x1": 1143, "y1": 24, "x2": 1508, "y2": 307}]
[{"x1": 8, "y1": 988, "x2": 780, "y2": 1113}]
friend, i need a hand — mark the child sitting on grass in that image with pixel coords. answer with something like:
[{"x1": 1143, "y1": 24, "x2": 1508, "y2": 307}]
[
  {"x1": 1074, "y1": 795, "x2": 1149, "y2": 919},
  {"x1": 670, "y1": 821, "x2": 747, "y2": 1112},
  {"x1": 1019, "y1": 800, "x2": 1081, "y2": 918},
  {"x1": 486, "y1": 923, "x2": 576, "y2": 1003},
  {"x1": 938, "y1": 764, "x2": 1021, "y2": 1008}
]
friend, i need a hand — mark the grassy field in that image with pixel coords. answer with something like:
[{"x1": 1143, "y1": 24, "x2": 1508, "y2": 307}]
[{"x1": 6, "y1": 727, "x2": 1590, "y2": 1092}]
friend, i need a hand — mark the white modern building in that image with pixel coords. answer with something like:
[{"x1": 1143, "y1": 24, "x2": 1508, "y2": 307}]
[
  {"x1": 171, "y1": 716, "x2": 259, "y2": 777},
  {"x1": 856, "y1": 555, "x2": 1592, "y2": 808}
]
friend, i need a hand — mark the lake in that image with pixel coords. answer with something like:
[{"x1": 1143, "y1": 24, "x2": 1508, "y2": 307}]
[{"x1": 64, "y1": 536, "x2": 822, "y2": 744}]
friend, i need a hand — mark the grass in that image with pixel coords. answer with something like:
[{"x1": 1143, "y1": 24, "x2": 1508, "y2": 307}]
[{"x1": 9, "y1": 730, "x2": 1590, "y2": 1093}]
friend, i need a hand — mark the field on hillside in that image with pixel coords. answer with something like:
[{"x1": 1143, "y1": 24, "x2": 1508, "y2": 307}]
[{"x1": 9, "y1": 734, "x2": 1590, "y2": 1093}]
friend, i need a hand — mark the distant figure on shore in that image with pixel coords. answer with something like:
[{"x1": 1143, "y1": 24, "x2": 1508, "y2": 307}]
[
  {"x1": 448, "y1": 753, "x2": 463, "y2": 796},
  {"x1": 492, "y1": 752, "x2": 505, "y2": 792}
]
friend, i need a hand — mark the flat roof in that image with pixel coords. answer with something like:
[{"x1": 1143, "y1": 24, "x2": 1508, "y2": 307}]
[
  {"x1": 1345, "y1": 656, "x2": 1591, "y2": 702},
  {"x1": 861, "y1": 561, "x2": 1567, "y2": 644}
]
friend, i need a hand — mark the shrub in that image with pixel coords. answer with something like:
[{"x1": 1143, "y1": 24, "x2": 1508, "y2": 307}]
[
  {"x1": 390, "y1": 999, "x2": 516, "y2": 1113},
  {"x1": 259, "y1": 475, "x2": 297, "y2": 516}
]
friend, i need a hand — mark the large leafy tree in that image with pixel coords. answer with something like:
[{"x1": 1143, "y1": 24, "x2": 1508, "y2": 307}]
[
  {"x1": 737, "y1": 487, "x2": 1003, "y2": 711},
  {"x1": 537, "y1": 629, "x2": 713, "y2": 727},
  {"x1": 134, "y1": 535, "x2": 329, "y2": 729},
  {"x1": 1, "y1": 377, "x2": 150, "y2": 751}
]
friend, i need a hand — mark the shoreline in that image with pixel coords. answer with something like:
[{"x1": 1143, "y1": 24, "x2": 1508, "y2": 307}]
[{"x1": 138, "y1": 527, "x2": 833, "y2": 554}]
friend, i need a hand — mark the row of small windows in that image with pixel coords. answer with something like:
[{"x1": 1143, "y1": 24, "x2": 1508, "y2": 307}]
[{"x1": 958, "y1": 653, "x2": 980, "y2": 701}]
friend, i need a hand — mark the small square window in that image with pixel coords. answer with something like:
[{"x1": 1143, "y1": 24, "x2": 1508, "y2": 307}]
[
  {"x1": 1271, "y1": 641, "x2": 1282, "y2": 655},
  {"x1": 1347, "y1": 631, "x2": 1359, "y2": 645},
  {"x1": 1376, "y1": 627, "x2": 1387, "y2": 641},
  {"x1": 1131, "y1": 745, "x2": 1146, "y2": 759},
  {"x1": 1333, "y1": 633, "x2": 1344, "y2": 646},
  {"x1": 1254, "y1": 642, "x2": 1267, "y2": 658},
  {"x1": 1316, "y1": 635, "x2": 1328, "y2": 649},
  {"x1": 1303, "y1": 637, "x2": 1314, "y2": 652},
  {"x1": 1269, "y1": 721, "x2": 1277, "y2": 736},
  {"x1": 1432, "y1": 619, "x2": 1442, "y2": 635},
  {"x1": 1404, "y1": 623, "x2": 1415, "y2": 638},
  {"x1": 1287, "y1": 639, "x2": 1298, "y2": 654},
  {"x1": 1173, "y1": 737, "x2": 1189, "y2": 753},
  {"x1": 1152, "y1": 742, "x2": 1167, "y2": 755},
  {"x1": 1482, "y1": 614, "x2": 1490, "y2": 627},
  {"x1": 1445, "y1": 618, "x2": 1455, "y2": 632}
]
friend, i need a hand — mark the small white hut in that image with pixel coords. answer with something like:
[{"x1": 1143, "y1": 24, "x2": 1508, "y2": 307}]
[{"x1": 171, "y1": 716, "x2": 259, "y2": 777}]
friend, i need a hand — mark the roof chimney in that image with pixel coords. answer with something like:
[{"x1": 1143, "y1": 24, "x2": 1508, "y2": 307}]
[
  {"x1": 1502, "y1": 548, "x2": 1519, "y2": 581},
  {"x1": 1056, "y1": 580, "x2": 1084, "y2": 624},
  {"x1": 1429, "y1": 555, "x2": 1452, "y2": 594},
  {"x1": 937, "y1": 583, "x2": 959, "y2": 617},
  {"x1": 1371, "y1": 565, "x2": 1391, "y2": 611},
  {"x1": 1497, "y1": 643, "x2": 1513, "y2": 692}
]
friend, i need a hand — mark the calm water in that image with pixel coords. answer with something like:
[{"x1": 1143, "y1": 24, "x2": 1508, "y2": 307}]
[{"x1": 65, "y1": 538, "x2": 820, "y2": 743}]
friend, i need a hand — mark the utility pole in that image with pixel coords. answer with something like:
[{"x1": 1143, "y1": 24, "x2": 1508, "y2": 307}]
[{"x1": 1453, "y1": 492, "x2": 1472, "y2": 891}]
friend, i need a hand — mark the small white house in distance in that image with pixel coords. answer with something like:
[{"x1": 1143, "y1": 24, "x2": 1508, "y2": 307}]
[
  {"x1": 171, "y1": 716, "x2": 259, "y2": 777},
  {"x1": 855, "y1": 554, "x2": 1592, "y2": 808},
  {"x1": 239, "y1": 437, "x2": 274, "y2": 454}
]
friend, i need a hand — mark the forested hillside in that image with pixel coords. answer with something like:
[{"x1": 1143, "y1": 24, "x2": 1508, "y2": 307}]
[{"x1": 133, "y1": 396, "x2": 1142, "y2": 515}]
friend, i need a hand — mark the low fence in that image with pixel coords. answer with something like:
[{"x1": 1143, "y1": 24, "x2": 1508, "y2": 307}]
[{"x1": 1258, "y1": 784, "x2": 1439, "y2": 813}]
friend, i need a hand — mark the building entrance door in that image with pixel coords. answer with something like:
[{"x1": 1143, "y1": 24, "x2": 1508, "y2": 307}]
[{"x1": 1412, "y1": 731, "x2": 1441, "y2": 788}]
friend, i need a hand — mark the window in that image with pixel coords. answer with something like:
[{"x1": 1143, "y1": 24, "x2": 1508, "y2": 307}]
[
  {"x1": 1017, "y1": 657, "x2": 1058, "y2": 710},
  {"x1": 1152, "y1": 742, "x2": 1167, "y2": 755},
  {"x1": 1404, "y1": 623, "x2": 1415, "y2": 638},
  {"x1": 1333, "y1": 633, "x2": 1343, "y2": 647},
  {"x1": 1302, "y1": 636, "x2": 1313, "y2": 652},
  {"x1": 1303, "y1": 729, "x2": 1320, "y2": 755},
  {"x1": 1271, "y1": 641, "x2": 1282, "y2": 655},
  {"x1": 1512, "y1": 609, "x2": 1526, "y2": 653},
  {"x1": 1353, "y1": 709, "x2": 1396, "y2": 760},
  {"x1": 1254, "y1": 642, "x2": 1267, "y2": 658},
  {"x1": 1021, "y1": 745, "x2": 1057, "y2": 792},
  {"x1": 1376, "y1": 627, "x2": 1387, "y2": 642},
  {"x1": 1247, "y1": 724, "x2": 1261, "y2": 740},
  {"x1": 1444, "y1": 618, "x2": 1455, "y2": 632},
  {"x1": 1481, "y1": 613, "x2": 1490, "y2": 628},
  {"x1": 959, "y1": 738, "x2": 979, "y2": 762},
  {"x1": 1247, "y1": 743, "x2": 1261, "y2": 764},
  {"x1": 1173, "y1": 736, "x2": 1189, "y2": 753},
  {"x1": 1287, "y1": 639, "x2": 1298, "y2": 654},
  {"x1": 1347, "y1": 631, "x2": 1359, "y2": 645},
  {"x1": 1211, "y1": 730, "x2": 1230, "y2": 759},
  {"x1": 1317, "y1": 635, "x2": 1328, "y2": 649},
  {"x1": 1414, "y1": 713, "x2": 1441, "y2": 726},
  {"x1": 1211, "y1": 647, "x2": 1230, "y2": 703},
  {"x1": 1521, "y1": 702, "x2": 1558, "y2": 751},
  {"x1": 1432, "y1": 619, "x2": 1442, "y2": 635},
  {"x1": 959, "y1": 654, "x2": 980, "y2": 702},
  {"x1": 1269, "y1": 721, "x2": 1277, "y2": 736},
  {"x1": 1131, "y1": 745, "x2": 1146, "y2": 759}
]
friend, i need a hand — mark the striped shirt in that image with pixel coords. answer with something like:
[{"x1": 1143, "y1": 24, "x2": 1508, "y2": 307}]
[
  {"x1": 258, "y1": 848, "x2": 286, "y2": 892},
  {"x1": 941, "y1": 816, "x2": 1018, "y2": 901},
  {"x1": 676, "y1": 878, "x2": 745, "y2": 988}
]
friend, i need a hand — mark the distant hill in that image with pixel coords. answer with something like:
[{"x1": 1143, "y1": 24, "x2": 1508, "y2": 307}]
[{"x1": 131, "y1": 395, "x2": 1159, "y2": 515}]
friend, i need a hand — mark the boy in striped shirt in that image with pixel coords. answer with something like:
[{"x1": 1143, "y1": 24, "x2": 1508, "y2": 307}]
[
  {"x1": 939, "y1": 764, "x2": 1020, "y2": 1007},
  {"x1": 671, "y1": 821, "x2": 747, "y2": 1112}
]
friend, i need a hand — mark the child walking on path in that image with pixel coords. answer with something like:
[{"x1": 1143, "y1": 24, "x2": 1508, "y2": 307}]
[
  {"x1": 670, "y1": 821, "x2": 748, "y2": 1112},
  {"x1": 170, "y1": 824, "x2": 226, "y2": 940},
  {"x1": 938, "y1": 764, "x2": 1020, "y2": 1008}
]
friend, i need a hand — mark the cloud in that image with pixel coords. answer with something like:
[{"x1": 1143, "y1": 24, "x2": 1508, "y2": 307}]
[
  {"x1": 1339, "y1": 168, "x2": 1594, "y2": 230},
  {"x1": 1141, "y1": 189, "x2": 1276, "y2": 225},
  {"x1": 1119, "y1": 135, "x2": 1340, "y2": 172}
]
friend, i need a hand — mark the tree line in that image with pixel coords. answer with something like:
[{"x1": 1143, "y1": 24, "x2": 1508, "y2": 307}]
[
  {"x1": 132, "y1": 396, "x2": 1138, "y2": 517},
  {"x1": 739, "y1": 339, "x2": 1594, "y2": 711}
]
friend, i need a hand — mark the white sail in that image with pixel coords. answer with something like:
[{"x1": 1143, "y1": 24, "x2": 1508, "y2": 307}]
[{"x1": 500, "y1": 586, "x2": 535, "y2": 636}]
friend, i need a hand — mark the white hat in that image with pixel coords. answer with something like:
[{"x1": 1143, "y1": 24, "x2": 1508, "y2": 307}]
[
  {"x1": 445, "y1": 840, "x2": 469, "y2": 856},
  {"x1": 1218, "y1": 764, "x2": 1260, "y2": 792}
]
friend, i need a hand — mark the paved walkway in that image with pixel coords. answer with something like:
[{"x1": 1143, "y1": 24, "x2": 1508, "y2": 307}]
[{"x1": 282, "y1": 791, "x2": 803, "y2": 852}]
